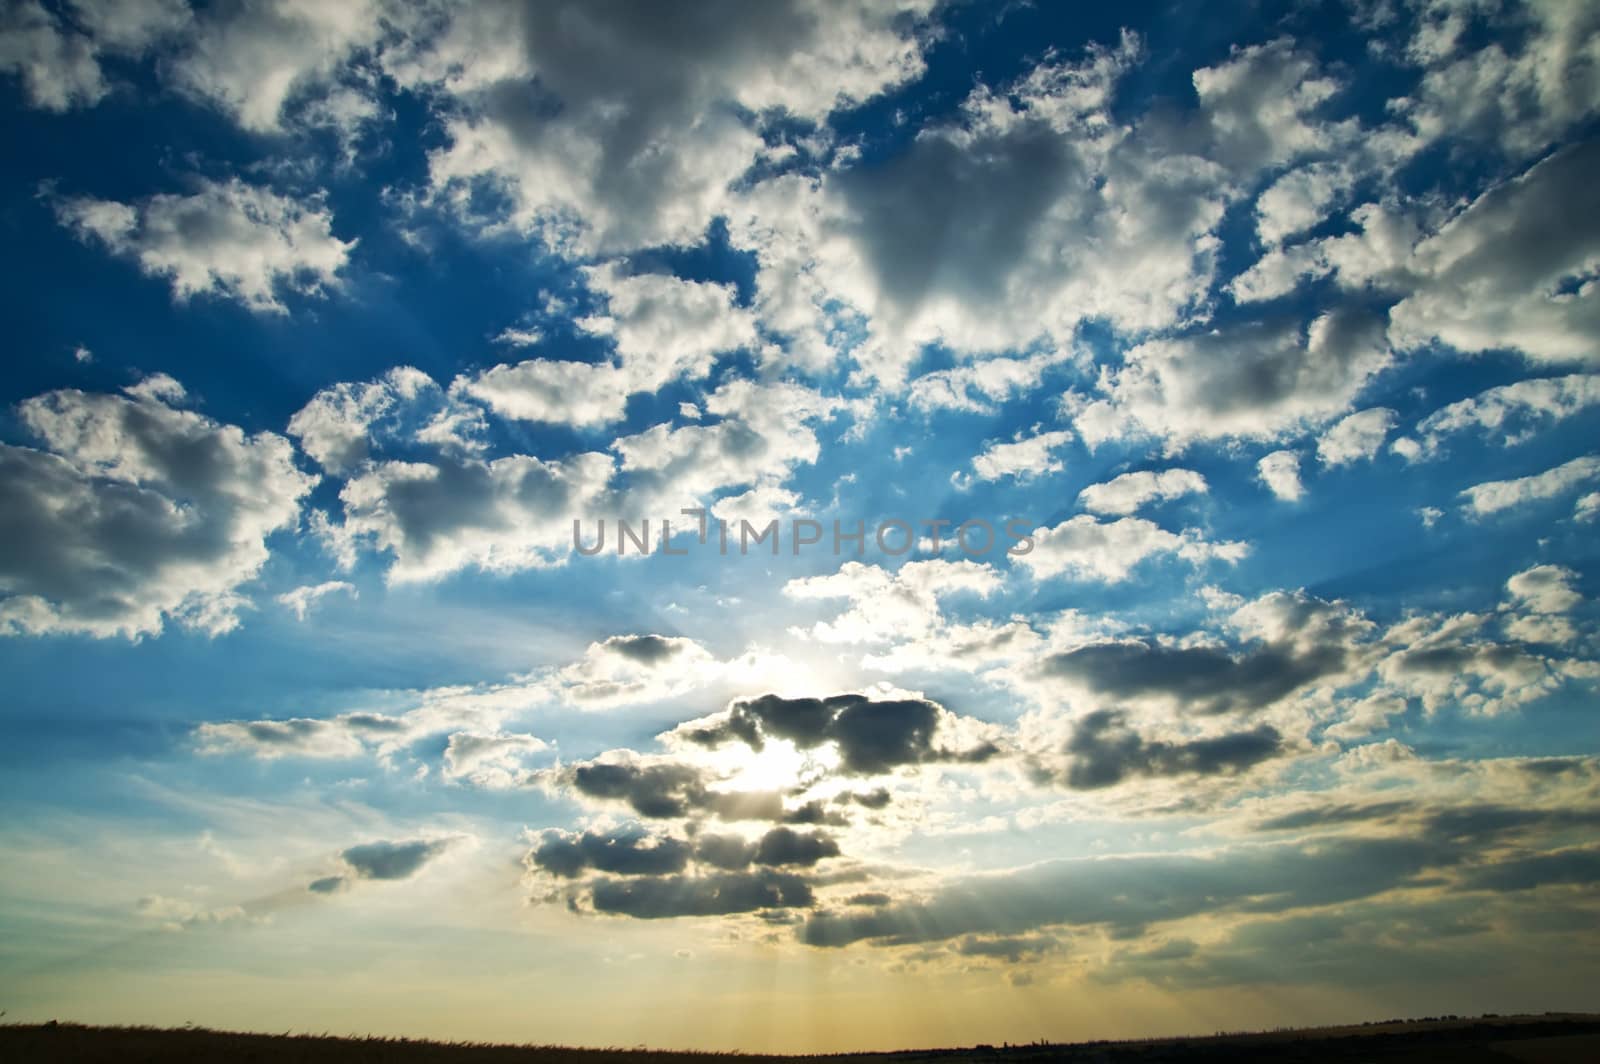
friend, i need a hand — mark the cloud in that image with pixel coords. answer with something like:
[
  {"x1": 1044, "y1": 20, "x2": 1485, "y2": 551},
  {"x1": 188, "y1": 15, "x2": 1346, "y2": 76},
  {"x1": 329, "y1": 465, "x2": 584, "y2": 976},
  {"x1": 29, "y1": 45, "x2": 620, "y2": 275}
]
[
  {"x1": 530, "y1": 827, "x2": 693, "y2": 879},
  {"x1": 276, "y1": 580, "x2": 356, "y2": 620},
  {"x1": 1077, "y1": 468, "x2": 1207, "y2": 516},
  {"x1": 0, "y1": 379, "x2": 314, "y2": 638},
  {"x1": 169, "y1": 0, "x2": 381, "y2": 134},
  {"x1": 682, "y1": 692, "x2": 999, "y2": 776},
  {"x1": 783, "y1": 559, "x2": 1001, "y2": 645},
  {"x1": 968, "y1": 430, "x2": 1073, "y2": 483},
  {"x1": 1034, "y1": 709, "x2": 1283, "y2": 790},
  {"x1": 404, "y1": 0, "x2": 934, "y2": 253},
  {"x1": 195, "y1": 714, "x2": 403, "y2": 761},
  {"x1": 729, "y1": 32, "x2": 1251, "y2": 381},
  {"x1": 1506, "y1": 565, "x2": 1582, "y2": 615},
  {"x1": 54, "y1": 177, "x2": 353, "y2": 313},
  {"x1": 1387, "y1": 140, "x2": 1600, "y2": 366},
  {"x1": 1317, "y1": 407, "x2": 1396, "y2": 466},
  {"x1": 339, "y1": 837, "x2": 455, "y2": 881},
  {"x1": 287, "y1": 366, "x2": 464, "y2": 475},
  {"x1": 454, "y1": 265, "x2": 756, "y2": 428},
  {"x1": 1459, "y1": 455, "x2": 1600, "y2": 515},
  {"x1": 1257, "y1": 450, "x2": 1304, "y2": 501},
  {"x1": 550, "y1": 753, "x2": 783, "y2": 822},
  {"x1": 799, "y1": 835, "x2": 1447, "y2": 948},
  {"x1": 1015, "y1": 515, "x2": 1247, "y2": 583},
  {"x1": 442, "y1": 730, "x2": 550, "y2": 788},
  {"x1": 1253, "y1": 161, "x2": 1352, "y2": 246},
  {"x1": 1410, "y1": 373, "x2": 1600, "y2": 455},
  {"x1": 587, "y1": 869, "x2": 815, "y2": 920},
  {"x1": 0, "y1": 0, "x2": 107, "y2": 110},
  {"x1": 1072, "y1": 308, "x2": 1392, "y2": 451}
]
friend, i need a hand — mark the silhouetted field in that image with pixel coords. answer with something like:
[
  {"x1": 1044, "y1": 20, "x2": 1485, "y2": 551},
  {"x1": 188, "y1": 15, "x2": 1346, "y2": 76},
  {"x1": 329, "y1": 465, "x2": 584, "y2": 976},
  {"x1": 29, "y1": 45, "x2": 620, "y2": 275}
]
[{"x1": 3, "y1": 1014, "x2": 1599, "y2": 1063}]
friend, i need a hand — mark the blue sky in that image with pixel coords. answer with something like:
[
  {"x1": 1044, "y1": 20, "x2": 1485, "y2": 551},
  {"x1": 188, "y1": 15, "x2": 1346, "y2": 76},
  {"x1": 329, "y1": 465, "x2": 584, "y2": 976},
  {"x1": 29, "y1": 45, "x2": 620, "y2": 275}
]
[{"x1": 2, "y1": 0, "x2": 1600, "y2": 1051}]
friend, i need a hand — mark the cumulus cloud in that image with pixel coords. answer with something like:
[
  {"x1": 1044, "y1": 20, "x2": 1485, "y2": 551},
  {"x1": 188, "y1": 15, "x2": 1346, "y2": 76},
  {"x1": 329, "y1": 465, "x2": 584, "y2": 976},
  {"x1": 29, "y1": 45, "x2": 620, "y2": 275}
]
[
  {"x1": 1459, "y1": 455, "x2": 1600, "y2": 515},
  {"x1": 403, "y1": 0, "x2": 935, "y2": 254},
  {"x1": 1317, "y1": 407, "x2": 1397, "y2": 466},
  {"x1": 0, "y1": 378, "x2": 314, "y2": 638},
  {"x1": 287, "y1": 366, "x2": 464, "y2": 475},
  {"x1": 1410, "y1": 373, "x2": 1600, "y2": 456},
  {"x1": 1071, "y1": 308, "x2": 1392, "y2": 451},
  {"x1": 1387, "y1": 141, "x2": 1600, "y2": 366},
  {"x1": 1034, "y1": 709, "x2": 1282, "y2": 790},
  {"x1": 455, "y1": 265, "x2": 757, "y2": 428},
  {"x1": 1078, "y1": 468, "x2": 1207, "y2": 516},
  {"x1": 54, "y1": 177, "x2": 353, "y2": 313},
  {"x1": 549, "y1": 753, "x2": 783, "y2": 822},
  {"x1": 967, "y1": 430, "x2": 1073, "y2": 483},
  {"x1": 340, "y1": 837, "x2": 455, "y2": 881},
  {"x1": 1031, "y1": 592, "x2": 1367, "y2": 721},
  {"x1": 277, "y1": 580, "x2": 355, "y2": 620},
  {"x1": 783, "y1": 559, "x2": 1001, "y2": 645},
  {"x1": 0, "y1": 0, "x2": 107, "y2": 110},
  {"x1": 1256, "y1": 450, "x2": 1304, "y2": 501},
  {"x1": 1016, "y1": 515, "x2": 1248, "y2": 584},
  {"x1": 442, "y1": 730, "x2": 550, "y2": 788},
  {"x1": 682, "y1": 692, "x2": 1000, "y2": 777},
  {"x1": 728, "y1": 32, "x2": 1260, "y2": 381}
]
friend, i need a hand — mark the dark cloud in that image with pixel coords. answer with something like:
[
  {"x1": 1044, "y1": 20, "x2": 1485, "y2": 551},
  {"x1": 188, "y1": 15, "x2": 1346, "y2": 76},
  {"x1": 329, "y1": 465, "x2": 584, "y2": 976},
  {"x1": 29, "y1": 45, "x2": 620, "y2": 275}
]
[
  {"x1": 782, "y1": 799, "x2": 850, "y2": 826},
  {"x1": 589, "y1": 870, "x2": 814, "y2": 919},
  {"x1": 954, "y1": 934, "x2": 1061, "y2": 963},
  {"x1": 307, "y1": 875, "x2": 347, "y2": 894},
  {"x1": 341, "y1": 838, "x2": 453, "y2": 881},
  {"x1": 800, "y1": 836, "x2": 1446, "y2": 949},
  {"x1": 1253, "y1": 800, "x2": 1416, "y2": 832},
  {"x1": 1037, "y1": 709, "x2": 1283, "y2": 790},
  {"x1": 847, "y1": 892, "x2": 892, "y2": 907},
  {"x1": 686, "y1": 692, "x2": 995, "y2": 776},
  {"x1": 832, "y1": 118, "x2": 1084, "y2": 320},
  {"x1": 1458, "y1": 848, "x2": 1600, "y2": 892},
  {"x1": 561, "y1": 757, "x2": 782, "y2": 821},
  {"x1": 530, "y1": 827, "x2": 692, "y2": 878},
  {"x1": 847, "y1": 788, "x2": 893, "y2": 809},
  {"x1": 1039, "y1": 638, "x2": 1346, "y2": 716},
  {"x1": 753, "y1": 827, "x2": 840, "y2": 868},
  {"x1": 601, "y1": 634, "x2": 683, "y2": 665},
  {"x1": 694, "y1": 833, "x2": 758, "y2": 871}
]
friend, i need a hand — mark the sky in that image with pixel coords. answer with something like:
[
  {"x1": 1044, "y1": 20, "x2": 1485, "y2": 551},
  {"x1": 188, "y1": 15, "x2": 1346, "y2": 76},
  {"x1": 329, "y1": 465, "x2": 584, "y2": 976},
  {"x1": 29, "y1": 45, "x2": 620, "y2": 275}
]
[{"x1": 2, "y1": 0, "x2": 1599, "y2": 1052}]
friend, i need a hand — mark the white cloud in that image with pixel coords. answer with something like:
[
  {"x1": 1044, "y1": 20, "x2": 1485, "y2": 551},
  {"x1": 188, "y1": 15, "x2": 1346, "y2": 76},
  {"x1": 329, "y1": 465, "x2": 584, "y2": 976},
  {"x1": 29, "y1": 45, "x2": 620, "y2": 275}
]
[
  {"x1": 0, "y1": 379, "x2": 314, "y2": 639},
  {"x1": 969, "y1": 430, "x2": 1073, "y2": 483},
  {"x1": 287, "y1": 366, "x2": 440, "y2": 474},
  {"x1": 401, "y1": 0, "x2": 935, "y2": 254},
  {"x1": 1460, "y1": 455, "x2": 1600, "y2": 515},
  {"x1": 1413, "y1": 373, "x2": 1600, "y2": 454},
  {"x1": 1317, "y1": 407, "x2": 1397, "y2": 466},
  {"x1": 906, "y1": 349, "x2": 1069, "y2": 414},
  {"x1": 0, "y1": 0, "x2": 106, "y2": 110},
  {"x1": 277, "y1": 581, "x2": 356, "y2": 621},
  {"x1": 442, "y1": 731, "x2": 550, "y2": 789},
  {"x1": 1078, "y1": 468, "x2": 1207, "y2": 516},
  {"x1": 55, "y1": 177, "x2": 353, "y2": 314},
  {"x1": 1505, "y1": 565, "x2": 1582, "y2": 615},
  {"x1": 1073, "y1": 308, "x2": 1392, "y2": 451},
  {"x1": 170, "y1": 0, "x2": 381, "y2": 134},
  {"x1": 1387, "y1": 141, "x2": 1600, "y2": 366},
  {"x1": 1257, "y1": 450, "x2": 1304, "y2": 501},
  {"x1": 1254, "y1": 162, "x2": 1351, "y2": 246},
  {"x1": 728, "y1": 32, "x2": 1247, "y2": 383},
  {"x1": 784, "y1": 559, "x2": 1001, "y2": 645},
  {"x1": 454, "y1": 266, "x2": 756, "y2": 428},
  {"x1": 1015, "y1": 515, "x2": 1248, "y2": 584}
]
